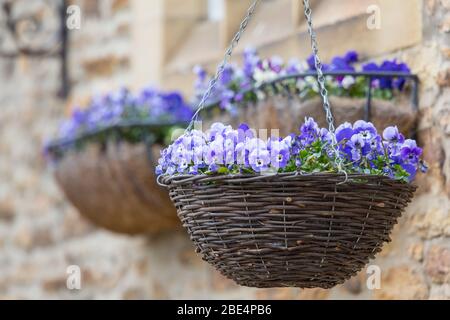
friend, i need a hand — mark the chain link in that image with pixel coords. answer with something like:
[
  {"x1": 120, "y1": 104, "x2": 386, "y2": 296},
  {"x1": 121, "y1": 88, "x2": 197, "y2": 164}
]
[
  {"x1": 303, "y1": 0, "x2": 345, "y2": 171},
  {"x1": 186, "y1": 0, "x2": 260, "y2": 132},
  {"x1": 303, "y1": 0, "x2": 335, "y2": 134}
]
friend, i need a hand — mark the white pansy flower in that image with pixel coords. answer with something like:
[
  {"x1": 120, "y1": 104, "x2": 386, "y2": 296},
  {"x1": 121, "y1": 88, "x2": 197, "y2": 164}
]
[{"x1": 341, "y1": 75, "x2": 356, "y2": 89}]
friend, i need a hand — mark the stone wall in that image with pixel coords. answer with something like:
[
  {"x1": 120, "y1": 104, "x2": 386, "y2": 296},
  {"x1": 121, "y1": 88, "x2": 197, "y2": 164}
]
[
  {"x1": 0, "y1": 0, "x2": 448, "y2": 299},
  {"x1": 68, "y1": 0, "x2": 132, "y2": 105}
]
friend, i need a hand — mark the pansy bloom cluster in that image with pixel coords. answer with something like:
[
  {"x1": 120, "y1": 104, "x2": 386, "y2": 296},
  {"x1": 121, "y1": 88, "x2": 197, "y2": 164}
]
[
  {"x1": 156, "y1": 118, "x2": 427, "y2": 183},
  {"x1": 309, "y1": 51, "x2": 412, "y2": 100},
  {"x1": 193, "y1": 49, "x2": 412, "y2": 112},
  {"x1": 193, "y1": 47, "x2": 304, "y2": 115},
  {"x1": 45, "y1": 87, "x2": 193, "y2": 160},
  {"x1": 58, "y1": 87, "x2": 192, "y2": 141}
]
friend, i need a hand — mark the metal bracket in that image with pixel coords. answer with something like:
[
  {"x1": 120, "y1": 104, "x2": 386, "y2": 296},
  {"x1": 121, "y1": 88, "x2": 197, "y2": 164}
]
[{"x1": 0, "y1": 0, "x2": 69, "y2": 97}]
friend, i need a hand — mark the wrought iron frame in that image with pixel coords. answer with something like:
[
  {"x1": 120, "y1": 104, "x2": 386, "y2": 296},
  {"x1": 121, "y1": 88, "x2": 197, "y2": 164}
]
[
  {"x1": 203, "y1": 70, "x2": 419, "y2": 122},
  {"x1": 0, "y1": 0, "x2": 69, "y2": 97},
  {"x1": 257, "y1": 71, "x2": 419, "y2": 122}
]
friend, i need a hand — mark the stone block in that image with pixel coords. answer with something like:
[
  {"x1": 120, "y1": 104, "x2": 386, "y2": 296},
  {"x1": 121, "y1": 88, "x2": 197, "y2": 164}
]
[
  {"x1": 61, "y1": 208, "x2": 95, "y2": 239},
  {"x1": 297, "y1": 288, "x2": 330, "y2": 300},
  {"x1": 409, "y1": 197, "x2": 450, "y2": 239},
  {"x1": 14, "y1": 225, "x2": 54, "y2": 251},
  {"x1": 425, "y1": 245, "x2": 450, "y2": 284},
  {"x1": 255, "y1": 288, "x2": 300, "y2": 300},
  {"x1": 210, "y1": 270, "x2": 238, "y2": 291},
  {"x1": 429, "y1": 284, "x2": 450, "y2": 299},
  {"x1": 82, "y1": 55, "x2": 129, "y2": 78},
  {"x1": 112, "y1": 0, "x2": 130, "y2": 13},
  {"x1": 437, "y1": 68, "x2": 450, "y2": 88},
  {"x1": 409, "y1": 243, "x2": 425, "y2": 262},
  {"x1": 441, "y1": 0, "x2": 450, "y2": 9},
  {"x1": 373, "y1": 265, "x2": 429, "y2": 299},
  {"x1": 0, "y1": 199, "x2": 15, "y2": 222},
  {"x1": 42, "y1": 277, "x2": 67, "y2": 292},
  {"x1": 440, "y1": 14, "x2": 450, "y2": 33}
]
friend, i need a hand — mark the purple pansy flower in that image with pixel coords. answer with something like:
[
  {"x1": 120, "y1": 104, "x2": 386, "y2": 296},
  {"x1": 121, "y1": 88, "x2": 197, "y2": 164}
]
[
  {"x1": 383, "y1": 126, "x2": 405, "y2": 144},
  {"x1": 344, "y1": 50, "x2": 358, "y2": 64},
  {"x1": 208, "y1": 122, "x2": 228, "y2": 141},
  {"x1": 306, "y1": 54, "x2": 330, "y2": 71},
  {"x1": 243, "y1": 47, "x2": 260, "y2": 78},
  {"x1": 155, "y1": 165, "x2": 163, "y2": 175},
  {"x1": 220, "y1": 65, "x2": 235, "y2": 86},
  {"x1": 270, "y1": 146, "x2": 290, "y2": 169},
  {"x1": 189, "y1": 166, "x2": 199, "y2": 175},
  {"x1": 330, "y1": 55, "x2": 355, "y2": 81},
  {"x1": 348, "y1": 134, "x2": 365, "y2": 161},
  {"x1": 246, "y1": 137, "x2": 266, "y2": 149},
  {"x1": 166, "y1": 166, "x2": 176, "y2": 175},
  {"x1": 306, "y1": 54, "x2": 316, "y2": 70},
  {"x1": 353, "y1": 120, "x2": 377, "y2": 141},
  {"x1": 235, "y1": 142, "x2": 247, "y2": 166},
  {"x1": 248, "y1": 148, "x2": 271, "y2": 172},
  {"x1": 363, "y1": 59, "x2": 411, "y2": 90},
  {"x1": 400, "y1": 139, "x2": 422, "y2": 164},
  {"x1": 299, "y1": 117, "x2": 320, "y2": 145},
  {"x1": 193, "y1": 65, "x2": 207, "y2": 81},
  {"x1": 335, "y1": 122, "x2": 354, "y2": 143},
  {"x1": 206, "y1": 137, "x2": 225, "y2": 165},
  {"x1": 369, "y1": 135, "x2": 382, "y2": 152},
  {"x1": 401, "y1": 163, "x2": 417, "y2": 181},
  {"x1": 219, "y1": 89, "x2": 235, "y2": 110},
  {"x1": 286, "y1": 58, "x2": 302, "y2": 74},
  {"x1": 319, "y1": 128, "x2": 333, "y2": 144},
  {"x1": 208, "y1": 163, "x2": 219, "y2": 172},
  {"x1": 237, "y1": 123, "x2": 254, "y2": 143},
  {"x1": 269, "y1": 56, "x2": 283, "y2": 73}
]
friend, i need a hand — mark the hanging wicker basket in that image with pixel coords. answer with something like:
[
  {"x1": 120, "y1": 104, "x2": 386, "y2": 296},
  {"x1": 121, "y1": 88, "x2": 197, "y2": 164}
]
[
  {"x1": 158, "y1": 0, "x2": 421, "y2": 289},
  {"x1": 162, "y1": 173, "x2": 416, "y2": 288},
  {"x1": 53, "y1": 140, "x2": 179, "y2": 234}
]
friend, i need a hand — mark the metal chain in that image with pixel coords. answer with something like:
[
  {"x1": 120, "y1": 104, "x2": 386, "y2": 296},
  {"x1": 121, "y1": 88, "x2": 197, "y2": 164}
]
[
  {"x1": 186, "y1": 0, "x2": 260, "y2": 132},
  {"x1": 303, "y1": 0, "x2": 335, "y2": 134},
  {"x1": 183, "y1": 0, "x2": 345, "y2": 177},
  {"x1": 303, "y1": 0, "x2": 346, "y2": 172}
]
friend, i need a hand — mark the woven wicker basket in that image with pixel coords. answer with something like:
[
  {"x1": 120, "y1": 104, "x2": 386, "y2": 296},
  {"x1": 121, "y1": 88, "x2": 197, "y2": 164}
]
[
  {"x1": 162, "y1": 173, "x2": 416, "y2": 288},
  {"x1": 54, "y1": 141, "x2": 179, "y2": 234}
]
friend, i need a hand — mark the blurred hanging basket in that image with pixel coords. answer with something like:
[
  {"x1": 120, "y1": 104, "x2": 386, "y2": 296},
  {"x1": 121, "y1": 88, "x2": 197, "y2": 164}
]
[
  {"x1": 54, "y1": 142, "x2": 178, "y2": 234},
  {"x1": 47, "y1": 122, "x2": 181, "y2": 235},
  {"x1": 45, "y1": 87, "x2": 193, "y2": 235},
  {"x1": 202, "y1": 71, "x2": 419, "y2": 138},
  {"x1": 193, "y1": 45, "x2": 419, "y2": 138}
]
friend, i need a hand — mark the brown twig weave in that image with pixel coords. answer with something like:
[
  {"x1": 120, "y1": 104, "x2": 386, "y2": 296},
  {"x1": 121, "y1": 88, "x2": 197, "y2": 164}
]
[
  {"x1": 54, "y1": 141, "x2": 179, "y2": 235},
  {"x1": 162, "y1": 173, "x2": 416, "y2": 288}
]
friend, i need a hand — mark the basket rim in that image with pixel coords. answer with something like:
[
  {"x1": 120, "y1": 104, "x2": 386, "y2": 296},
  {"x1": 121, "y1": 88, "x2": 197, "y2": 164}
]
[
  {"x1": 159, "y1": 171, "x2": 416, "y2": 189},
  {"x1": 46, "y1": 120, "x2": 187, "y2": 153}
]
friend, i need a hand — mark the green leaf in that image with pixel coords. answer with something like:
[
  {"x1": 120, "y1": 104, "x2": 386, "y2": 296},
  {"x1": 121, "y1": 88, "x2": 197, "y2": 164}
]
[{"x1": 217, "y1": 166, "x2": 229, "y2": 174}]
